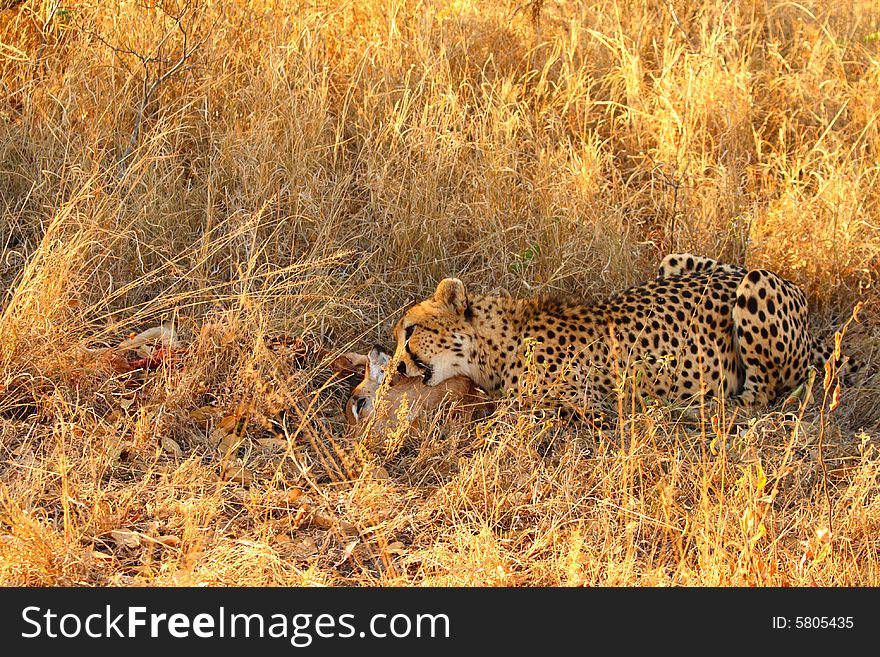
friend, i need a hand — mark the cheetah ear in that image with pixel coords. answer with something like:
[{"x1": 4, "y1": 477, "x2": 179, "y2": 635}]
[{"x1": 434, "y1": 278, "x2": 468, "y2": 314}]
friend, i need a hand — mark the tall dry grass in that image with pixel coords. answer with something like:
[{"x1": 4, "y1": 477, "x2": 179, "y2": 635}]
[{"x1": 0, "y1": 0, "x2": 879, "y2": 586}]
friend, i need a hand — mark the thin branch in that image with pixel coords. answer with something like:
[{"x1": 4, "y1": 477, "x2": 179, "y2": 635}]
[
  {"x1": 119, "y1": 13, "x2": 210, "y2": 172},
  {"x1": 74, "y1": 0, "x2": 208, "y2": 175},
  {"x1": 32, "y1": 0, "x2": 61, "y2": 71},
  {"x1": 662, "y1": 0, "x2": 697, "y2": 51}
]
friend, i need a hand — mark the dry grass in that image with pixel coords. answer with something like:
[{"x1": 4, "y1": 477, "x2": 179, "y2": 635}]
[{"x1": 1, "y1": 0, "x2": 879, "y2": 586}]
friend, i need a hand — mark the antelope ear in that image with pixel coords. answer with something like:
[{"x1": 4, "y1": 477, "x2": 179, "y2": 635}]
[
  {"x1": 367, "y1": 347, "x2": 391, "y2": 377},
  {"x1": 433, "y1": 278, "x2": 468, "y2": 314},
  {"x1": 330, "y1": 352, "x2": 368, "y2": 375}
]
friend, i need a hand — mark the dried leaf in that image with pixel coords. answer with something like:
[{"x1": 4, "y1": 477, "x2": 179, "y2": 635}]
[
  {"x1": 830, "y1": 383, "x2": 841, "y2": 412},
  {"x1": 208, "y1": 426, "x2": 228, "y2": 448},
  {"x1": 218, "y1": 431, "x2": 244, "y2": 457},
  {"x1": 338, "y1": 520, "x2": 358, "y2": 537},
  {"x1": 256, "y1": 437, "x2": 288, "y2": 450},
  {"x1": 231, "y1": 488, "x2": 250, "y2": 502},
  {"x1": 308, "y1": 512, "x2": 334, "y2": 529},
  {"x1": 218, "y1": 415, "x2": 239, "y2": 432},
  {"x1": 269, "y1": 489, "x2": 304, "y2": 505},
  {"x1": 755, "y1": 462, "x2": 767, "y2": 493},
  {"x1": 370, "y1": 466, "x2": 390, "y2": 480},
  {"x1": 160, "y1": 435, "x2": 182, "y2": 457},
  {"x1": 155, "y1": 535, "x2": 180, "y2": 547},
  {"x1": 290, "y1": 537, "x2": 319, "y2": 559},
  {"x1": 190, "y1": 405, "x2": 218, "y2": 427},
  {"x1": 755, "y1": 521, "x2": 767, "y2": 541},
  {"x1": 220, "y1": 459, "x2": 253, "y2": 485},
  {"x1": 340, "y1": 539, "x2": 359, "y2": 563},
  {"x1": 110, "y1": 529, "x2": 141, "y2": 549},
  {"x1": 305, "y1": 512, "x2": 356, "y2": 536}
]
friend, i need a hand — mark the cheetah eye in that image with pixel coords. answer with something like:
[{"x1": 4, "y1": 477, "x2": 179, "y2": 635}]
[{"x1": 405, "y1": 325, "x2": 416, "y2": 342}]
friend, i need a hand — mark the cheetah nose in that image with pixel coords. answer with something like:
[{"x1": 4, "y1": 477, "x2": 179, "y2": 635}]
[{"x1": 397, "y1": 361, "x2": 407, "y2": 374}]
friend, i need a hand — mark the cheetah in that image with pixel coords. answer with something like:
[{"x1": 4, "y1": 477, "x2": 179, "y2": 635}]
[{"x1": 391, "y1": 253, "x2": 848, "y2": 410}]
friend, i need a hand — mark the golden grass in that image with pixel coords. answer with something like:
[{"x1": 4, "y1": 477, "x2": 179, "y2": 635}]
[{"x1": 0, "y1": 0, "x2": 879, "y2": 586}]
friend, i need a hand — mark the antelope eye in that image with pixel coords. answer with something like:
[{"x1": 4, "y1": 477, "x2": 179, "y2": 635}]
[{"x1": 355, "y1": 397, "x2": 368, "y2": 414}]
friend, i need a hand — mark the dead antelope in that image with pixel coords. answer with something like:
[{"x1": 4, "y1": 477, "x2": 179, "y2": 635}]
[{"x1": 330, "y1": 347, "x2": 488, "y2": 431}]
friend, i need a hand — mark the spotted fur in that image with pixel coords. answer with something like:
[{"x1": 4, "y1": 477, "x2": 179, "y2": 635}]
[{"x1": 392, "y1": 253, "x2": 849, "y2": 409}]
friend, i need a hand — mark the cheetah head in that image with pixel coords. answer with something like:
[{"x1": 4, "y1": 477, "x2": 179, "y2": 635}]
[{"x1": 392, "y1": 278, "x2": 480, "y2": 386}]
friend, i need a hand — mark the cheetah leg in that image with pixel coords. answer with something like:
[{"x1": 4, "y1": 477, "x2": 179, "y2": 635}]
[{"x1": 732, "y1": 269, "x2": 812, "y2": 406}]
